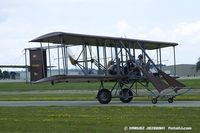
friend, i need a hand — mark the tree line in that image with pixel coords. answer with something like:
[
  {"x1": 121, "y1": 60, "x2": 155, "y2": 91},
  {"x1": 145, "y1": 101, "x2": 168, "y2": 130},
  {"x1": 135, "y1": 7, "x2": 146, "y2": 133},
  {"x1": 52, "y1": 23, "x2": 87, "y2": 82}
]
[
  {"x1": 196, "y1": 57, "x2": 200, "y2": 72},
  {"x1": 0, "y1": 69, "x2": 17, "y2": 79}
]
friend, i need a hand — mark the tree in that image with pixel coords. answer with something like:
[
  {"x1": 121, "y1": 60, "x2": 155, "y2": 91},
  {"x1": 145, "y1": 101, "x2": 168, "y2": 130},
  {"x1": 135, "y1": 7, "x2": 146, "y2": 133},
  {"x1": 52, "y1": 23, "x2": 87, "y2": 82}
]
[
  {"x1": 196, "y1": 57, "x2": 200, "y2": 72},
  {"x1": 3, "y1": 71, "x2": 10, "y2": 79},
  {"x1": 0, "y1": 69, "x2": 3, "y2": 79},
  {"x1": 10, "y1": 72, "x2": 16, "y2": 79}
]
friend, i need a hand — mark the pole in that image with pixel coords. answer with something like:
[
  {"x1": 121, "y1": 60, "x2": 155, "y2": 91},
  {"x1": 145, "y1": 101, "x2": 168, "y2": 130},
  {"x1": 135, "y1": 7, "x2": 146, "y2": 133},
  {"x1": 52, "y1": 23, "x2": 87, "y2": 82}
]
[
  {"x1": 65, "y1": 46, "x2": 68, "y2": 75},
  {"x1": 25, "y1": 49, "x2": 28, "y2": 83},
  {"x1": 103, "y1": 42, "x2": 107, "y2": 75},
  {"x1": 40, "y1": 42, "x2": 45, "y2": 78},
  {"x1": 111, "y1": 47, "x2": 113, "y2": 61},
  {"x1": 133, "y1": 44, "x2": 135, "y2": 60},
  {"x1": 83, "y1": 44, "x2": 88, "y2": 74},
  {"x1": 48, "y1": 43, "x2": 52, "y2": 76},
  {"x1": 128, "y1": 42, "x2": 131, "y2": 60},
  {"x1": 173, "y1": 46, "x2": 176, "y2": 76},
  {"x1": 114, "y1": 42, "x2": 120, "y2": 75},
  {"x1": 159, "y1": 47, "x2": 162, "y2": 70},
  {"x1": 120, "y1": 45, "x2": 124, "y2": 74},
  {"x1": 156, "y1": 49, "x2": 159, "y2": 65},
  {"x1": 61, "y1": 45, "x2": 66, "y2": 74},
  {"x1": 97, "y1": 45, "x2": 100, "y2": 74},
  {"x1": 57, "y1": 46, "x2": 60, "y2": 75}
]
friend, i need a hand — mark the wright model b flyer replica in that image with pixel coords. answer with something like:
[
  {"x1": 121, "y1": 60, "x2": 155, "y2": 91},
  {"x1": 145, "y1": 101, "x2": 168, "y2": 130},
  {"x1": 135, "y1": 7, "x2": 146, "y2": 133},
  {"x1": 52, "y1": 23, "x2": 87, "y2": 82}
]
[{"x1": 29, "y1": 32, "x2": 190, "y2": 104}]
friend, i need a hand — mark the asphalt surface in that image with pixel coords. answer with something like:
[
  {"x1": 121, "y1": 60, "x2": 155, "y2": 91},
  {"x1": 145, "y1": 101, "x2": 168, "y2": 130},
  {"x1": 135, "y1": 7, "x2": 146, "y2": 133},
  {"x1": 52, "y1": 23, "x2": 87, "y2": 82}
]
[{"x1": 0, "y1": 101, "x2": 199, "y2": 107}]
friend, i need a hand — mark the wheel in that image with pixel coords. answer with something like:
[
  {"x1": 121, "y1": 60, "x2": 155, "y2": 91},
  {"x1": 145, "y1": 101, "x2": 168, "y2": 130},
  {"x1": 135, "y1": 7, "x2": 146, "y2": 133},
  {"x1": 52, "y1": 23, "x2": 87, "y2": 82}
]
[
  {"x1": 168, "y1": 97, "x2": 174, "y2": 103},
  {"x1": 119, "y1": 88, "x2": 133, "y2": 103},
  {"x1": 97, "y1": 89, "x2": 112, "y2": 104},
  {"x1": 152, "y1": 98, "x2": 157, "y2": 104}
]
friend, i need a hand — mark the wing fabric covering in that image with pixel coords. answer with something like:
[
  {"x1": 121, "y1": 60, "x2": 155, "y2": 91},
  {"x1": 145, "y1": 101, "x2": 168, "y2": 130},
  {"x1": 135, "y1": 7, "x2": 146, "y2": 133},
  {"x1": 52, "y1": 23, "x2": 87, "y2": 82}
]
[
  {"x1": 158, "y1": 70, "x2": 185, "y2": 91},
  {"x1": 139, "y1": 67, "x2": 169, "y2": 92},
  {"x1": 34, "y1": 75, "x2": 127, "y2": 84}
]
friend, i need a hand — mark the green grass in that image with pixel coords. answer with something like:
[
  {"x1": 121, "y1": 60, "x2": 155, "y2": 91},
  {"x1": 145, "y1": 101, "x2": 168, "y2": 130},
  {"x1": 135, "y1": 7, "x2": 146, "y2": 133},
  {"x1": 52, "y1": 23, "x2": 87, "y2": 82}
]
[
  {"x1": 0, "y1": 106, "x2": 199, "y2": 133},
  {"x1": 0, "y1": 78, "x2": 199, "y2": 92},
  {"x1": 0, "y1": 94, "x2": 95, "y2": 101},
  {"x1": 0, "y1": 79, "x2": 199, "y2": 101},
  {"x1": 0, "y1": 94, "x2": 199, "y2": 101},
  {"x1": 0, "y1": 82, "x2": 115, "y2": 91},
  {"x1": 178, "y1": 79, "x2": 200, "y2": 89}
]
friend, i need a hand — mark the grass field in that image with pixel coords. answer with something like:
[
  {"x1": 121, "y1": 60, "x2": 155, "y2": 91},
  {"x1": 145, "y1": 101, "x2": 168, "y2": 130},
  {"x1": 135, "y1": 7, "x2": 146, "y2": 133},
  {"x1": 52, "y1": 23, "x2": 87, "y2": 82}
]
[
  {"x1": 0, "y1": 82, "x2": 103, "y2": 91},
  {"x1": 0, "y1": 106, "x2": 199, "y2": 133},
  {"x1": 0, "y1": 79, "x2": 199, "y2": 91},
  {"x1": 0, "y1": 79, "x2": 199, "y2": 133},
  {"x1": 0, "y1": 79, "x2": 199, "y2": 101},
  {"x1": 0, "y1": 94, "x2": 95, "y2": 101},
  {"x1": 0, "y1": 94, "x2": 199, "y2": 101}
]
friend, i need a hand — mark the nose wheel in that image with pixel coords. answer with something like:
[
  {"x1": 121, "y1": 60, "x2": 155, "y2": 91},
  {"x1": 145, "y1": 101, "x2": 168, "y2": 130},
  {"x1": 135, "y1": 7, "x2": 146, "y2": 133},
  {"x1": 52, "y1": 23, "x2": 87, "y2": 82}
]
[{"x1": 97, "y1": 89, "x2": 112, "y2": 104}]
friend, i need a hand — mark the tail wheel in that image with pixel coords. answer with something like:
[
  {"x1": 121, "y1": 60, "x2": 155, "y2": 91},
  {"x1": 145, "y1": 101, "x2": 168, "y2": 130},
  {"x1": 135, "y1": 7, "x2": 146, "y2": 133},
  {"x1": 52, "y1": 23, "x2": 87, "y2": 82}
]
[
  {"x1": 168, "y1": 97, "x2": 174, "y2": 103},
  {"x1": 152, "y1": 98, "x2": 157, "y2": 104},
  {"x1": 119, "y1": 88, "x2": 133, "y2": 103},
  {"x1": 97, "y1": 89, "x2": 112, "y2": 104}
]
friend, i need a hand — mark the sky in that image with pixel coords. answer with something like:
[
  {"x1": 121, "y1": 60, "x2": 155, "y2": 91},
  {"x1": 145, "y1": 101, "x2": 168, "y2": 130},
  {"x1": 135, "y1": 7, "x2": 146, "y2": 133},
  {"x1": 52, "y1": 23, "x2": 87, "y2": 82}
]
[{"x1": 0, "y1": 0, "x2": 200, "y2": 67}]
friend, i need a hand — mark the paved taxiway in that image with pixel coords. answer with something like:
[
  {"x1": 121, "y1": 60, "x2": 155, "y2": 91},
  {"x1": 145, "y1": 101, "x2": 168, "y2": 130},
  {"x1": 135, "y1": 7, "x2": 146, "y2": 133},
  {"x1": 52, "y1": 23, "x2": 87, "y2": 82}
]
[{"x1": 0, "y1": 101, "x2": 199, "y2": 107}]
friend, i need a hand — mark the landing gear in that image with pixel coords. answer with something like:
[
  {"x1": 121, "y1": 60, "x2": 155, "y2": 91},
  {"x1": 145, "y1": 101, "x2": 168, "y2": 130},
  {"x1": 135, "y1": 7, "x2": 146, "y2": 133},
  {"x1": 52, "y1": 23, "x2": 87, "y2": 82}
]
[
  {"x1": 151, "y1": 97, "x2": 174, "y2": 104},
  {"x1": 168, "y1": 97, "x2": 174, "y2": 103},
  {"x1": 97, "y1": 89, "x2": 112, "y2": 104},
  {"x1": 119, "y1": 88, "x2": 133, "y2": 103},
  {"x1": 152, "y1": 98, "x2": 157, "y2": 104}
]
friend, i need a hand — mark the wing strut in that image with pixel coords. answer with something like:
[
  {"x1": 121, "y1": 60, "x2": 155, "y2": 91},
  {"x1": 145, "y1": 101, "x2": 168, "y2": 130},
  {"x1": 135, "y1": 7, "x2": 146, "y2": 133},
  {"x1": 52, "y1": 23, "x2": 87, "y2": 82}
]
[
  {"x1": 119, "y1": 41, "x2": 185, "y2": 93},
  {"x1": 135, "y1": 41, "x2": 185, "y2": 90}
]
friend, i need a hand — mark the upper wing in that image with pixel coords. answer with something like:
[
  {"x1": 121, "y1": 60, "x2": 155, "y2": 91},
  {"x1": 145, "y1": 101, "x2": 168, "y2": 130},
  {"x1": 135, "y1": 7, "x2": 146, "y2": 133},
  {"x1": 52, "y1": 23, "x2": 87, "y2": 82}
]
[{"x1": 29, "y1": 32, "x2": 178, "y2": 50}]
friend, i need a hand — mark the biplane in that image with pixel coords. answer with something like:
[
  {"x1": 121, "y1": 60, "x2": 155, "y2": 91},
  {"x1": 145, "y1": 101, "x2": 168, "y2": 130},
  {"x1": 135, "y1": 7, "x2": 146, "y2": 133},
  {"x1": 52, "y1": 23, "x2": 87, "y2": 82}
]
[{"x1": 29, "y1": 32, "x2": 190, "y2": 104}]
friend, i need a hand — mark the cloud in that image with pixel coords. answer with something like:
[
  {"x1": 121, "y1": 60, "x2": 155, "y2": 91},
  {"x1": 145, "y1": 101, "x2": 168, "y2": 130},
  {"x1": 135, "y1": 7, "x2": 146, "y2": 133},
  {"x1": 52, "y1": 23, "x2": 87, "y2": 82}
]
[
  {"x1": 171, "y1": 21, "x2": 200, "y2": 44},
  {"x1": 163, "y1": 21, "x2": 200, "y2": 64},
  {"x1": 170, "y1": 21, "x2": 200, "y2": 64},
  {"x1": 0, "y1": 0, "x2": 200, "y2": 66},
  {"x1": 136, "y1": 27, "x2": 167, "y2": 41},
  {"x1": 173, "y1": 21, "x2": 200, "y2": 36},
  {"x1": 116, "y1": 19, "x2": 130, "y2": 34},
  {"x1": 134, "y1": 20, "x2": 200, "y2": 45},
  {"x1": 0, "y1": 8, "x2": 10, "y2": 23},
  {"x1": 127, "y1": 21, "x2": 200, "y2": 65}
]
